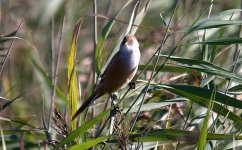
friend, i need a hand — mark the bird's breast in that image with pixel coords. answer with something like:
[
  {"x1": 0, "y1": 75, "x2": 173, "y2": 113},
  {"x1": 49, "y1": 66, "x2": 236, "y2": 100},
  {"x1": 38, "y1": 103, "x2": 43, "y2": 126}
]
[{"x1": 120, "y1": 49, "x2": 140, "y2": 70}]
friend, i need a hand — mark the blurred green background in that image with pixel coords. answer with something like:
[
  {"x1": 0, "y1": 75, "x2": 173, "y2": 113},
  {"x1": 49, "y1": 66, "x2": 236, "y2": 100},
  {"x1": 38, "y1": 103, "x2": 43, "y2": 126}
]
[{"x1": 1, "y1": 0, "x2": 242, "y2": 149}]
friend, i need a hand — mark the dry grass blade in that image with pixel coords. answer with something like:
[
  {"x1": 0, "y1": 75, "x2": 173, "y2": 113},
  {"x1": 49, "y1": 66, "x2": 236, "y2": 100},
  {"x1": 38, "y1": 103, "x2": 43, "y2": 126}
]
[
  {"x1": 44, "y1": 108, "x2": 68, "y2": 149},
  {"x1": 68, "y1": 18, "x2": 83, "y2": 131},
  {"x1": 48, "y1": 16, "x2": 66, "y2": 134}
]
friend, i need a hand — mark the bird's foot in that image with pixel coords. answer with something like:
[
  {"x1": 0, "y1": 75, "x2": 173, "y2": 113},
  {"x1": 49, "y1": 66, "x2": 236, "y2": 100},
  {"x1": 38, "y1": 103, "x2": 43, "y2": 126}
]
[
  {"x1": 111, "y1": 105, "x2": 120, "y2": 115},
  {"x1": 110, "y1": 94, "x2": 119, "y2": 115},
  {"x1": 128, "y1": 82, "x2": 136, "y2": 89},
  {"x1": 110, "y1": 93, "x2": 118, "y2": 100}
]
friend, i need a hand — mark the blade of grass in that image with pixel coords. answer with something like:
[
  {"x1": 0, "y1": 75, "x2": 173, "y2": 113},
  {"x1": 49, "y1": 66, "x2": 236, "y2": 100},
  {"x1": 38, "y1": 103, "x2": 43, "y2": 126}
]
[
  {"x1": 48, "y1": 16, "x2": 66, "y2": 134},
  {"x1": 161, "y1": 55, "x2": 242, "y2": 84},
  {"x1": 1, "y1": 96, "x2": 22, "y2": 111},
  {"x1": 189, "y1": 37, "x2": 242, "y2": 45},
  {"x1": 126, "y1": 1, "x2": 140, "y2": 35},
  {"x1": 197, "y1": 88, "x2": 215, "y2": 150},
  {"x1": 68, "y1": 136, "x2": 109, "y2": 150},
  {"x1": 68, "y1": 19, "x2": 82, "y2": 131},
  {"x1": 187, "y1": 20, "x2": 242, "y2": 34},
  {"x1": 153, "y1": 84, "x2": 242, "y2": 109},
  {"x1": 217, "y1": 9, "x2": 242, "y2": 16},
  {"x1": 200, "y1": 0, "x2": 213, "y2": 63},
  {"x1": 138, "y1": 64, "x2": 192, "y2": 73},
  {"x1": 228, "y1": 84, "x2": 242, "y2": 94},
  {"x1": 130, "y1": 0, "x2": 152, "y2": 34},
  {"x1": 129, "y1": 129, "x2": 242, "y2": 142},
  {"x1": 122, "y1": 100, "x2": 187, "y2": 113},
  {"x1": 155, "y1": 84, "x2": 242, "y2": 125},
  {"x1": 92, "y1": 0, "x2": 98, "y2": 123}
]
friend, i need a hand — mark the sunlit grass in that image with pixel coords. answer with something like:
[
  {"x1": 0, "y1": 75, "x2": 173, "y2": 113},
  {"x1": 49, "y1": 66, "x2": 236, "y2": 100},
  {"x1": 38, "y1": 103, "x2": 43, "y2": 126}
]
[{"x1": 1, "y1": 0, "x2": 242, "y2": 149}]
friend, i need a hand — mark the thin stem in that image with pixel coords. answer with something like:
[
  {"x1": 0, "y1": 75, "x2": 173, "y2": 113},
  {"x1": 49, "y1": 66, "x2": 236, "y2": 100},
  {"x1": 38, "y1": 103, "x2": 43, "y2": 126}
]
[
  {"x1": 175, "y1": 102, "x2": 193, "y2": 150},
  {"x1": 0, "y1": 19, "x2": 23, "y2": 76},
  {"x1": 48, "y1": 15, "x2": 56, "y2": 134},
  {"x1": 48, "y1": 17, "x2": 66, "y2": 132},
  {"x1": 92, "y1": 0, "x2": 98, "y2": 137},
  {"x1": 93, "y1": 0, "x2": 98, "y2": 85}
]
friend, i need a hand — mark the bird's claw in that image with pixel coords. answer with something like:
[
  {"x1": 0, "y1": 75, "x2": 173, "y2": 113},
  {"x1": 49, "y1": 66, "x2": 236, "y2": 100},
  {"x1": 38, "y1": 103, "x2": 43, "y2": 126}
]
[
  {"x1": 128, "y1": 82, "x2": 136, "y2": 89},
  {"x1": 110, "y1": 93, "x2": 117, "y2": 100},
  {"x1": 112, "y1": 105, "x2": 119, "y2": 115}
]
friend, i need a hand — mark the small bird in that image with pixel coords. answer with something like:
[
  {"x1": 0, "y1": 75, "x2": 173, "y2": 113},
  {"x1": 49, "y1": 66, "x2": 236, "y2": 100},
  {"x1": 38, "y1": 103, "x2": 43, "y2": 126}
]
[{"x1": 72, "y1": 34, "x2": 140, "y2": 120}]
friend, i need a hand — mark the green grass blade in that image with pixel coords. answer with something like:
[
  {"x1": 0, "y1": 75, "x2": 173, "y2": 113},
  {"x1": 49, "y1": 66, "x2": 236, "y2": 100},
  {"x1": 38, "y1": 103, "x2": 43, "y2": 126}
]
[
  {"x1": 125, "y1": 1, "x2": 139, "y2": 35},
  {"x1": 228, "y1": 84, "x2": 242, "y2": 94},
  {"x1": 197, "y1": 88, "x2": 215, "y2": 150},
  {"x1": 130, "y1": 0, "x2": 152, "y2": 34},
  {"x1": 217, "y1": 9, "x2": 242, "y2": 16},
  {"x1": 123, "y1": 99, "x2": 187, "y2": 113},
  {"x1": 67, "y1": 19, "x2": 82, "y2": 131},
  {"x1": 129, "y1": 129, "x2": 242, "y2": 142},
  {"x1": 155, "y1": 84, "x2": 242, "y2": 109},
  {"x1": 1, "y1": 118, "x2": 36, "y2": 129},
  {"x1": 1, "y1": 97, "x2": 22, "y2": 111},
  {"x1": 188, "y1": 20, "x2": 242, "y2": 34},
  {"x1": 192, "y1": 37, "x2": 242, "y2": 45},
  {"x1": 155, "y1": 84, "x2": 242, "y2": 125},
  {"x1": 68, "y1": 136, "x2": 109, "y2": 150},
  {"x1": 138, "y1": 64, "x2": 192, "y2": 73},
  {"x1": 161, "y1": 55, "x2": 242, "y2": 84}
]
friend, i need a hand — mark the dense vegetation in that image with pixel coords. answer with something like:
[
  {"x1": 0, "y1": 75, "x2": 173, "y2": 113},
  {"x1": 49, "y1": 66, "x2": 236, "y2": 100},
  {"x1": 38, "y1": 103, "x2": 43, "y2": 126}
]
[{"x1": 1, "y1": 0, "x2": 242, "y2": 149}]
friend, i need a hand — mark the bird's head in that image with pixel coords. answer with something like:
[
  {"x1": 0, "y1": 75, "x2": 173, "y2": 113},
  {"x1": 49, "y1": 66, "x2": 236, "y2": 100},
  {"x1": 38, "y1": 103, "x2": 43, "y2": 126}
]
[{"x1": 120, "y1": 34, "x2": 139, "y2": 51}]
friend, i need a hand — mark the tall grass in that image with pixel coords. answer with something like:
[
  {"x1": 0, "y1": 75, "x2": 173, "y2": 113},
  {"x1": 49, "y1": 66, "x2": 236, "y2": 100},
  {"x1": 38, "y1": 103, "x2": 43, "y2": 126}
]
[{"x1": 1, "y1": 0, "x2": 242, "y2": 149}]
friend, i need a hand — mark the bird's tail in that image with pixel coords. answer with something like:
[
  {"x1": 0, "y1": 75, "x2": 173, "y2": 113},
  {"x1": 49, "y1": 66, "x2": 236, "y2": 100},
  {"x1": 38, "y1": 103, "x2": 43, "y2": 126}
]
[{"x1": 72, "y1": 92, "x2": 97, "y2": 120}]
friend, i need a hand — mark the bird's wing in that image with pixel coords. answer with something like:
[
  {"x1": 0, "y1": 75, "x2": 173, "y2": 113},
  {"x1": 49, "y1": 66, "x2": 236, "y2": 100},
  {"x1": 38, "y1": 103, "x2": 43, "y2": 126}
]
[{"x1": 100, "y1": 51, "x2": 120, "y2": 82}]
